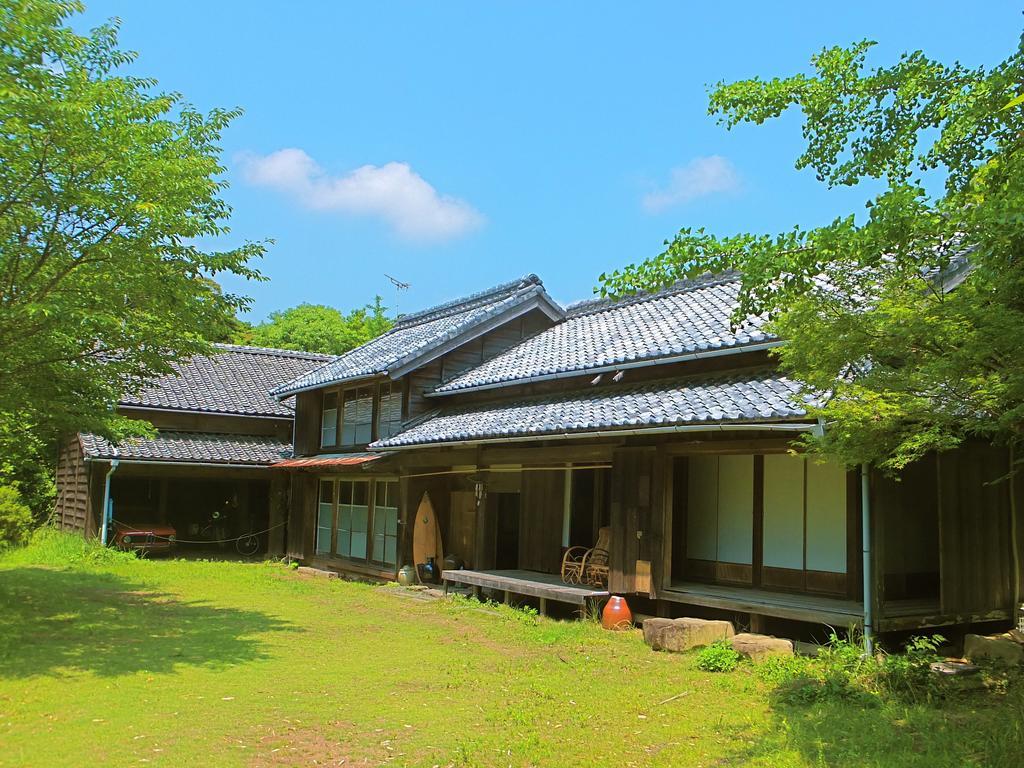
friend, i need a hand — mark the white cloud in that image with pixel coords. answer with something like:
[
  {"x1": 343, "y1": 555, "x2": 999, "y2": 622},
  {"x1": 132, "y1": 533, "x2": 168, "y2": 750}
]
[
  {"x1": 642, "y1": 155, "x2": 741, "y2": 213},
  {"x1": 238, "y1": 148, "x2": 484, "y2": 242}
]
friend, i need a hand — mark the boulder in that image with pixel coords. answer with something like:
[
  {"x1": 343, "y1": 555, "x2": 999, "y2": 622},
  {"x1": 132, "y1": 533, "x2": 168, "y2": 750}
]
[
  {"x1": 963, "y1": 632, "x2": 1024, "y2": 666},
  {"x1": 731, "y1": 633, "x2": 794, "y2": 662},
  {"x1": 642, "y1": 617, "x2": 735, "y2": 652}
]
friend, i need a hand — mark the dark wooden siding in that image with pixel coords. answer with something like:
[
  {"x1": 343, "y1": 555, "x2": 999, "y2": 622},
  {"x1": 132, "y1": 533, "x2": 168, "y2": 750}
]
[
  {"x1": 1016, "y1": 466, "x2": 1024, "y2": 603},
  {"x1": 937, "y1": 443, "x2": 1015, "y2": 615},
  {"x1": 117, "y1": 408, "x2": 290, "y2": 438},
  {"x1": 407, "y1": 361, "x2": 443, "y2": 420},
  {"x1": 55, "y1": 436, "x2": 92, "y2": 535},
  {"x1": 519, "y1": 470, "x2": 564, "y2": 573},
  {"x1": 608, "y1": 447, "x2": 659, "y2": 595},
  {"x1": 521, "y1": 310, "x2": 550, "y2": 337},
  {"x1": 287, "y1": 473, "x2": 316, "y2": 559},
  {"x1": 440, "y1": 338, "x2": 484, "y2": 382},
  {"x1": 268, "y1": 471, "x2": 289, "y2": 555},
  {"x1": 448, "y1": 491, "x2": 477, "y2": 568},
  {"x1": 293, "y1": 391, "x2": 321, "y2": 456},
  {"x1": 481, "y1": 321, "x2": 526, "y2": 359}
]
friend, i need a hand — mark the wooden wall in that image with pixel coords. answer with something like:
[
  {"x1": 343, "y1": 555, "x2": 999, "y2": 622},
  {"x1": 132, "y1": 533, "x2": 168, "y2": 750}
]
[
  {"x1": 268, "y1": 471, "x2": 289, "y2": 555},
  {"x1": 407, "y1": 361, "x2": 443, "y2": 421},
  {"x1": 448, "y1": 491, "x2": 477, "y2": 568},
  {"x1": 608, "y1": 447, "x2": 664, "y2": 596},
  {"x1": 292, "y1": 391, "x2": 321, "y2": 457},
  {"x1": 519, "y1": 470, "x2": 564, "y2": 573},
  {"x1": 117, "y1": 408, "x2": 291, "y2": 438},
  {"x1": 1016, "y1": 468, "x2": 1024, "y2": 604},
  {"x1": 937, "y1": 443, "x2": 1015, "y2": 615},
  {"x1": 287, "y1": 473, "x2": 316, "y2": 559},
  {"x1": 55, "y1": 436, "x2": 92, "y2": 536}
]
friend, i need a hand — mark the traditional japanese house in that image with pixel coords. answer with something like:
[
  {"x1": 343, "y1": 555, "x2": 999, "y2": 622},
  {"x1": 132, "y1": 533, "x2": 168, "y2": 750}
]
[
  {"x1": 55, "y1": 344, "x2": 330, "y2": 554},
  {"x1": 279, "y1": 273, "x2": 1023, "y2": 640},
  {"x1": 269, "y1": 274, "x2": 565, "y2": 579}
]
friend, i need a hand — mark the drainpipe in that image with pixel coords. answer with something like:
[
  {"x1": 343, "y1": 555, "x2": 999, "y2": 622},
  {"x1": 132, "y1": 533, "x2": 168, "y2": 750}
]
[
  {"x1": 100, "y1": 458, "x2": 119, "y2": 546},
  {"x1": 861, "y1": 463, "x2": 874, "y2": 655},
  {"x1": 1011, "y1": 445, "x2": 1021, "y2": 625}
]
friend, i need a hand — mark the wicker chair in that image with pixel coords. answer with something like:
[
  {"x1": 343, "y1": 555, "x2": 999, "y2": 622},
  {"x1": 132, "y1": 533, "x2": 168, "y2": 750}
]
[{"x1": 560, "y1": 526, "x2": 611, "y2": 587}]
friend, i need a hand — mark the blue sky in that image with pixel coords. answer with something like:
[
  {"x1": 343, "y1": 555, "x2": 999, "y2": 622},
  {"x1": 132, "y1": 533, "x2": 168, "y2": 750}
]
[{"x1": 78, "y1": 2, "x2": 1022, "y2": 321}]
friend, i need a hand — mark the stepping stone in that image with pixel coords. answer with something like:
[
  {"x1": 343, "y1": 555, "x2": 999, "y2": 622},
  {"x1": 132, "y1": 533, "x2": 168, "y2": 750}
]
[
  {"x1": 963, "y1": 632, "x2": 1024, "y2": 665},
  {"x1": 929, "y1": 660, "x2": 979, "y2": 676},
  {"x1": 731, "y1": 632, "x2": 794, "y2": 662},
  {"x1": 643, "y1": 617, "x2": 734, "y2": 652},
  {"x1": 295, "y1": 566, "x2": 338, "y2": 579}
]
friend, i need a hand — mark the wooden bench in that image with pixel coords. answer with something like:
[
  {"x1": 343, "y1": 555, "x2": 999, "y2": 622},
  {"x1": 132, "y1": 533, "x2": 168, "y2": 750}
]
[{"x1": 442, "y1": 568, "x2": 610, "y2": 615}]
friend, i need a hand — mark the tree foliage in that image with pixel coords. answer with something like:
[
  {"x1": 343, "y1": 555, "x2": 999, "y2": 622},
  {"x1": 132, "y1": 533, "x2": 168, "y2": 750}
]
[
  {"x1": 601, "y1": 36, "x2": 1024, "y2": 471},
  {"x1": 0, "y1": 0, "x2": 264, "y2": 508},
  {"x1": 237, "y1": 296, "x2": 393, "y2": 355}
]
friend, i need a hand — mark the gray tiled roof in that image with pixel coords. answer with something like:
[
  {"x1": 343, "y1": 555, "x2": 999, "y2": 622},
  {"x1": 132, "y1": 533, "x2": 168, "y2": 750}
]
[
  {"x1": 432, "y1": 273, "x2": 773, "y2": 395},
  {"x1": 372, "y1": 368, "x2": 813, "y2": 448},
  {"x1": 272, "y1": 275, "x2": 562, "y2": 397},
  {"x1": 122, "y1": 344, "x2": 332, "y2": 418},
  {"x1": 80, "y1": 431, "x2": 291, "y2": 465}
]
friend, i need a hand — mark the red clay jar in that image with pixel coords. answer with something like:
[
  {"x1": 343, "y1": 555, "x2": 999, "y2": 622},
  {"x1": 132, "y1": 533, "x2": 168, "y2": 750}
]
[{"x1": 601, "y1": 596, "x2": 633, "y2": 630}]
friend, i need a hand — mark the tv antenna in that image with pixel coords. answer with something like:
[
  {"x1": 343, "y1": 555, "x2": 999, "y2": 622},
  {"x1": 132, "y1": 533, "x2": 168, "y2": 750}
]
[{"x1": 385, "y1": 273, "x2": 410, "y2": 316}]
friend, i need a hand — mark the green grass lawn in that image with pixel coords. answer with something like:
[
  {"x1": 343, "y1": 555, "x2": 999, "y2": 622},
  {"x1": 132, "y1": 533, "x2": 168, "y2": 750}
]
[{"x1": 0, "y1": 534, "x2": 1021, "y2": 767}]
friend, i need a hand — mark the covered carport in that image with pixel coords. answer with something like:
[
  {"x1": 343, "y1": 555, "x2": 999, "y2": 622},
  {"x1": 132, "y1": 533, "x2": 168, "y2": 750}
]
[{"x1": 69, "y1": 431, "x2": 291, "y2": 556}]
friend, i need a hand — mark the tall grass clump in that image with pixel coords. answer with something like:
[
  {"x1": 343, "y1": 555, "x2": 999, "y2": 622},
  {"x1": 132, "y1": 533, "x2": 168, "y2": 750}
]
[
  {"x1": 758, "y1": 632, "x2": 953, "y2": 705},
  {"x1": 0, "y1": 526, "x2": 136, "y2": 568}
]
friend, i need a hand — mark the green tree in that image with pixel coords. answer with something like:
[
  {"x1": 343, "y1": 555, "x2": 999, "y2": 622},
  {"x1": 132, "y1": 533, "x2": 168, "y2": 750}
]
[
  {"x1": 0, "y1": 0, "x2": 265, "y2": 509},
  {"x1": 601, "y1": 36, "x2": 1024, "y2": 472},
  {"x1": 239, "y1": 296, "x2": 393, "y2": 355}
]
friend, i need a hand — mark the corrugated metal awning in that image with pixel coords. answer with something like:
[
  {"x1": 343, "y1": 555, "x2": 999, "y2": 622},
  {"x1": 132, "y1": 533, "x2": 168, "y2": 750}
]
[{"x1": 273, "y1": 452, "x2": 382, "y2": 468}]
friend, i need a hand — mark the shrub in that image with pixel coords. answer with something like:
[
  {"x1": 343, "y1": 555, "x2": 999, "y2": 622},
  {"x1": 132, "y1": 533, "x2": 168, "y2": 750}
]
[
  {"x1": 0, "y1": 485, "x2": 33, "y2": 547},
  {"x1": 760, "y1": 632, "x2": 947, "y2": 706},
  {"x1": 696, "y1": 640, "x2": 742, "y2": 672},
  {"x1": 876, "y1": 634, "x2": 945, "y2": 702}
]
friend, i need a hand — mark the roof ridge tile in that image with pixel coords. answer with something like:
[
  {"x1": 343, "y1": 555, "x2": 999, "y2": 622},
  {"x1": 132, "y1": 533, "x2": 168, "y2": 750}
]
[{"x1": 391, "y1": 274, "x2": 542, "y2": 328}]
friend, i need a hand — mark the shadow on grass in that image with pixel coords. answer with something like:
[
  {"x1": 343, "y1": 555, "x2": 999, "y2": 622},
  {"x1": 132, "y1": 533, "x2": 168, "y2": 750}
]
[
  {"x1": 0, "y1": 567, "x2": 297, "y2": 678},
  {"x1": 762, "y1": 693, "x2": 1024, "y2": 767}
]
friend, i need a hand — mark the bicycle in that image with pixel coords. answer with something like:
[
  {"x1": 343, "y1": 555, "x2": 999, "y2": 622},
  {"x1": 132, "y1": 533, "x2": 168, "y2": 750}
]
[{"x1": 235, "y1": 527, "x2": 261, "y2": 557}]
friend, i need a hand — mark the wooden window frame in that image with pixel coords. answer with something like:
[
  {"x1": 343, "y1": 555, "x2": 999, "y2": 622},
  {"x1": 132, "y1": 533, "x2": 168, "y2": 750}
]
[
  {"x1": 315, "y1": 475, "x2": 400, "y2": 569},
  {"x1": 376, "y1": 382, "x2": 404, "y2": 442},
  {"x1": 320, "y1": 391, "x2": 339, "y2": 448}
]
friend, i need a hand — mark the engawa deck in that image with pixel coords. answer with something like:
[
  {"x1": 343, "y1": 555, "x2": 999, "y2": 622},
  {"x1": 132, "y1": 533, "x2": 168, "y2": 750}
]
[
  {"x1": 442, "y1": 569, "x2": 610, "y2": 613},
  {"x1": 664, "y1": 582, "x2": 864, "y2": 627},
  {"x1": 664, "y1": 582, "x2": 949, "y2": 630}
]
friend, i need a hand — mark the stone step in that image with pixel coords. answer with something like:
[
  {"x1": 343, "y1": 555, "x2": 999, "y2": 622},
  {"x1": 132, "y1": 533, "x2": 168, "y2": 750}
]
[
  {"x1": 643, "y1": 617, "x2": 735, "y2": 652},
  {"x1": 731, "y1": 632, "x2": 794, "y2": 662}
]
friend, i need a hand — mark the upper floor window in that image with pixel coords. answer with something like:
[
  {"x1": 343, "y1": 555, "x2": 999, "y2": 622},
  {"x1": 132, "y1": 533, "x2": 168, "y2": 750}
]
[
  {"x1": 341, "y1": 386, "x2": 373, "y2": 445},
  {"x1": 378, "y1": 382, "x2": 403, "y2": 440},
  {"x1": 321, "y1": 392, "x2": 338, "y2": 448}
]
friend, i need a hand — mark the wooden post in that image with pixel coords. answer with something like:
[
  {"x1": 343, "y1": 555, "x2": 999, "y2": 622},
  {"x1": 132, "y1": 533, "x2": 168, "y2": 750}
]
[
  {"x1": 267, "y1": 473, "x2": 286, "y2": 556},
  {"x1": 539, "y1": 597, "x2": 547, "y2": 617},
  {"x1": 749, "y1": 613, "x2": 767, "y2": 634},
  {"x1": 158, "y1": 478, "x2": 168, "y2": 525}
]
